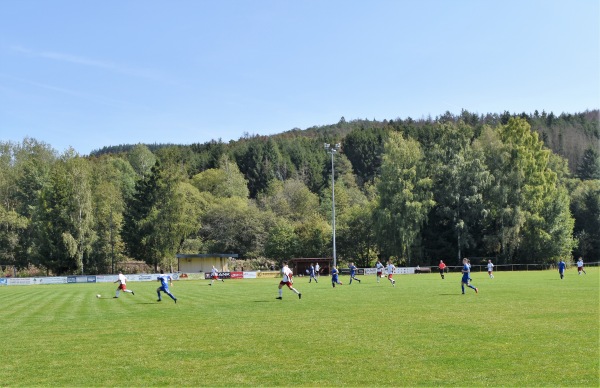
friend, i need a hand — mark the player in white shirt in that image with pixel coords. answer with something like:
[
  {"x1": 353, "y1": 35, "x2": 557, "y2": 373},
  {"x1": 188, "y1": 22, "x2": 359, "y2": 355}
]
[
  {"x1": 386, "y1": 261, "x2": 396, "y2": 287},
  {"x1": 114, "y1": 271, "x2": 135, "y2": 298},
  {"x1": 376, "y1": 260, "x2": 385, "y2": 283},
  {"x1": 576, "y1": 257, "x2": 586, "y2": 275},
  {"x1": 277, "y1": 262, "x2": 301, "y2": 300},
  {"x1": 209, "y1": 265, "x2": 225, "y2": 286},
  {"x1": 487, "y1": 260, "x2": 495, "y2": 279}
]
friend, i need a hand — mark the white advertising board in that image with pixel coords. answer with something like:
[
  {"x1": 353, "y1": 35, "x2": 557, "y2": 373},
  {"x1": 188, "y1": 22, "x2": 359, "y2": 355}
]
[
  {"x1": 32, "y1": 277, "x2": 68, "y2": 284},
  {"x1": 7, "y1": 278, "x2": 33, "y2": 286}
]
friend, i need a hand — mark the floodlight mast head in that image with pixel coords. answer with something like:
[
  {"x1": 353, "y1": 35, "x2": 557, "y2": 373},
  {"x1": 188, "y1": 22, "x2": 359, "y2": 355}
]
[{"x1": 324, "y1": 143, "x2": 340, "y2": 154}]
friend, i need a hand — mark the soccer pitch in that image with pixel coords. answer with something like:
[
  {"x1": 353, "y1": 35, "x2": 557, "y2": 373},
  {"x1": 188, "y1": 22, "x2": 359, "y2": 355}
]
[{"x1": 2, "y1": 269, "x2": 598, "y2": 386}]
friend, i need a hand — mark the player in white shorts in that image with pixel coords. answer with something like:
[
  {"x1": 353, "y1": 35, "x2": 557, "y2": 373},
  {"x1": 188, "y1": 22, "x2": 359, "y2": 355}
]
[
  {"x1": 487, "y1": 260, "x2": 494, "y2": 279},
  {"x1": 376, "y1": 260, "x2": 384, "y2": 283},
  {"x1": 386, "y1": 261, "x2": 396, "y2": 287}
]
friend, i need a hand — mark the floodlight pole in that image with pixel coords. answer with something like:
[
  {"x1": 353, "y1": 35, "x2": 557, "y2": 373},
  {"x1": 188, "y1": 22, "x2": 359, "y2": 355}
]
[{"x1": 324, "y1": 143, "x2": 340, "y2": 268}]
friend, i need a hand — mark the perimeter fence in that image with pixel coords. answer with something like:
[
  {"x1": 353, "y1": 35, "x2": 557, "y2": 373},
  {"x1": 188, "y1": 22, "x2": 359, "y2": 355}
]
[{"x1": 443, "y1": 262, "x2": 600, "y2": 273}]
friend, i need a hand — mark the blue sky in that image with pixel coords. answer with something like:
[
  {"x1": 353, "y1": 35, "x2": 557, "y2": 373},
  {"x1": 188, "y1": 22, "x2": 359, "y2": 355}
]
[{"x1": 1, "y1": 0, "x2": 598, "y2": 155}]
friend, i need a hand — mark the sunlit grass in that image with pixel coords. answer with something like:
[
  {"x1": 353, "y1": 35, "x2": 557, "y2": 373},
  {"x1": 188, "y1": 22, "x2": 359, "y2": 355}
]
[{"x1": 1, "y1": 268, "x2": 598, "y2": 386}]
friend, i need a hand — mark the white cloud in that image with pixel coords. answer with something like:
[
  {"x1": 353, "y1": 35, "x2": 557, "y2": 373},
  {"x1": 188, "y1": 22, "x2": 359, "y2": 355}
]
[{"x1": 10, "y1": 45, "x2": 165, "y2": 81}]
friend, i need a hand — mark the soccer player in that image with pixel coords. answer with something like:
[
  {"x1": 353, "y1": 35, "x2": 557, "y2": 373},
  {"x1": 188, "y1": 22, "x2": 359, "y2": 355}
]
[
  {"x1": 487, "y1": 259, "x2": 495, "y2": 279},
  {"x1": 558, "y1": 259, "x2": 566, "y2": 279},
  {"x1": 277, "y1": 262, "x2": 301, "y2": 299},
  {"x1": 209, "y1": 265, "x2": 224, "y2": 286},
  {"x1": 576, "y1": 257, "x2": 586, "y2": 275},
  {"x1": 315, "y1": 263, "x2": 320, "y2": 279},
  {"x1": 386, "y1": 261, "x2": 396, "y2": 287},
  {"x1": 349, "y1": 262, "x2": 361, "y2": 284},
  {"x1": 113, "y1": 271, "x2": 135, "y2": 298},
  {"x1": 376, "y1": 260, "x2": 384, "y2": 283},
  {"x1": 331, "y1": 266, "x2": 343, "y2": 287},
  {"x1": 461, "y1": 258, "x2": 478, "y2": 294},
  {"x1": 309, "y1": 263, "x2": 318, "y2": 283},
  {"x1": 156, "y1": 271, "x2": 177, "y2": 303},
  {"x1": 438, "y1": 260, "x2": 446, "y2": 279},
  {"x1": 466, "y1": 258, "x2": 473, "y2": 281}
]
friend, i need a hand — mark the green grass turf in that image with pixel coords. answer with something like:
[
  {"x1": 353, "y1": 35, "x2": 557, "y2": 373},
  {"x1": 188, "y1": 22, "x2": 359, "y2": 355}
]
[{"x1": 1, "y1": 268, "x2": 598, "y2": 387}]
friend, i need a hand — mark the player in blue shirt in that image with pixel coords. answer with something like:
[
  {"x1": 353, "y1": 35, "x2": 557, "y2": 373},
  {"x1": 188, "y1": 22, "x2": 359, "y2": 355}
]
[
  {"x1": 331, "y1": 266, "x2": 343, "y2": 287},
  {"x1": 461, "y1": 258, "x2": 478, "y2": 294},
  {"x1": 349, "y1": 262, "x2": 361, "y2": 284},
  {"x1": 558, "y1": 259, "x2": 566, "y2": 279},
  {"x1": 309, "y1": 263, "x2": 318, "y2": 283},
  {"x1": 157, "y1": 271, "x2": 177, "y2": 303}
]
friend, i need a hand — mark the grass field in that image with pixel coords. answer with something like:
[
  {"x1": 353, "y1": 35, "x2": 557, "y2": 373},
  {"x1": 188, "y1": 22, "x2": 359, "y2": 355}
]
[{"x1": 1, "y1": 268, "x2": 598, "y2": 387}]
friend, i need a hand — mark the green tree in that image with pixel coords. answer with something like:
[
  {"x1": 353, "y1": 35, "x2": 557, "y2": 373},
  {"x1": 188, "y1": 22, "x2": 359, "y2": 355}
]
[
  {"x1": 37, "y1": 150, "x2": 95, "y2": 274},
  {"x1": 475, "y1": 118, "x2": 575, "y2": 263},
  {"x1": 191, "y1": 155, "x2": 249, "y2": 198},
  {"x1": 293, "y1": 214, "x2": 331, "y2": 258},
  {"x1": 127, "y1": 144, "x2": 156, "y2": 178},
  {"x1": 343, "y1": 126, "x2": 387, "y2": 185},
  {"x1": 88, "y1": 156, "x2": 136, "y2": 273},
  {"x1": 264, "y1": 218, "x2": 298, "y2": 262},
  {"x1": 337, "y1": 202, "x2": 379, "y2": 267},
  {"x1": 375, "y1": 133, "x2": 435, "y2": 263},
  {"x1": 0, "y1": 142, "x2": 30, "y2": 266},
  {"x1": 259, "y1": 179, "x2": 319, "y2": 222},
  {"x1": 570, "y1": 180, "x2": 600, "y2": 261},
  {"x1": 576, "y1": 148, "x2": 600, "y2": 180},
  {"x1": 427, "y1": 122, "x2": 492, "y2": 262},
  {"x1": 200, "y1": 197, "x2": 273, "y2": 258}
]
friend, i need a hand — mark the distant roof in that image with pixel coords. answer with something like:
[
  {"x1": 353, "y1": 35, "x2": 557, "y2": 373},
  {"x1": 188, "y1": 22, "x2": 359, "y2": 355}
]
[{"x1": 176, "y1": 254, "x2": 239, "y2": 259}]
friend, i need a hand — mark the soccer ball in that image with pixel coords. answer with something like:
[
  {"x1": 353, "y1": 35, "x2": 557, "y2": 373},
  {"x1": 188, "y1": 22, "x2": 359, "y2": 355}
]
[{"x1": 96, "y1": 294, "x2": 101, "y2": 298}]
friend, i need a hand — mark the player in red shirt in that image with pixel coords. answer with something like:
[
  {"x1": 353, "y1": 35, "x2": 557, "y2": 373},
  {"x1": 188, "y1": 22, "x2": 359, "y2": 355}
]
[{"x1": 438, "y1": 260, "x2": 446, "y2": 279}]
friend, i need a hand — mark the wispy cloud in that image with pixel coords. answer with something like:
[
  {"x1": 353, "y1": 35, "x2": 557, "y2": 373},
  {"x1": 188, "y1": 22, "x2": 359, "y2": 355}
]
[
  {"x1": 0, "y1": 72, "x2": 149, "y2": 109},
  {"x1": 10, "y1": 45, "x2": 166, "y2": 82}
]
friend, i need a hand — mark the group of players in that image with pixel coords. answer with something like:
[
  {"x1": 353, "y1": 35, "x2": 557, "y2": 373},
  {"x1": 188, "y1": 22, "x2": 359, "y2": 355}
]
[
  {"x1": 111, "y1": 256, "x2": 588, "y2": 303},
  {"x1": 277, "y1": 258, "x2": 482, "y2": 299},
  {"x1": 112, "y1": 270, "x2": 177, "y2": 303},
  {"x1": 276, "y1": 256, "x2": 589, "y2": 299}
]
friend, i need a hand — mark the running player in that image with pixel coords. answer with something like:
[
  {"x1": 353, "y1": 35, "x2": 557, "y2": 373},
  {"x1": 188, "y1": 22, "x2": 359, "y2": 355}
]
[
  {"x1": 209, "y1": 265, "x2": 224, "y2": 286},
  {"x1": 386, "y1": 261, "x2": 396, "y2": 287},
  {"x1": 331, "y1": 266, "x2": 343, "y2": 287},
  {"x1": 309, "y1": 263, "x2": 318, "y2": 283},
  {"x1": 577, "y1": 257, "x2": 587, "y2": 275},
  {"x1": 558, "y1": 259, "x2": 566, "y2": 279},
  {"x1": 349, "y1": 262, "x2": 361, "y2": 284},
  {"x1": 438, "y1": 260, "x2": 446, "y2": 279},
  {"x1": 277, "y1": 262, "x2": 301, "y2": 299},
  {"x1": 487, "y1": 259, "x2": 495, "y2": 279},
  {"x1": 157, "y1": 271, "x2": 177, "y2": 303},
  {"x1": 376, "y1": 260, "x2": 384, "y2": 283},
  {"x1": 113, "y1": 271, "x2": 135, "y2": 298},
  {"x1": 461, "y1": 258, "x2": 478, "y2": 294}
]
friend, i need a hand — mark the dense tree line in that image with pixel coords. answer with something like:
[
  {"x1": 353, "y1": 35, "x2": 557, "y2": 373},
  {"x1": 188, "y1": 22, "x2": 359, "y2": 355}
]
[{"x1": 1, "y1": 110, "x2": 598, "y2": 275}]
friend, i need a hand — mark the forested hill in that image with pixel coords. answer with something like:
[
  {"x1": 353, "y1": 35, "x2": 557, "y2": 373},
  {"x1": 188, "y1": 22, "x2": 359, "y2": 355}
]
[
  {"x1": 91, "y1": 109, "x2": 599, "y2": 176},
  {"x1": 2, "y1": 109, "x2": 599, "y2": 276}
]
